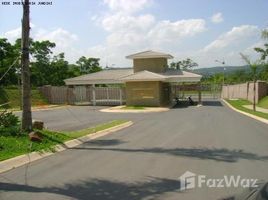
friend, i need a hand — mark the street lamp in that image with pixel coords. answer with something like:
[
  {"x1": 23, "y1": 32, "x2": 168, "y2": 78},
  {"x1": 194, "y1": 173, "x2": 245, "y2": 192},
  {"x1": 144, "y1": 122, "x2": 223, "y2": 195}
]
[{"x1": 215, "y1": 59, "x2": 226, "y2": 86}]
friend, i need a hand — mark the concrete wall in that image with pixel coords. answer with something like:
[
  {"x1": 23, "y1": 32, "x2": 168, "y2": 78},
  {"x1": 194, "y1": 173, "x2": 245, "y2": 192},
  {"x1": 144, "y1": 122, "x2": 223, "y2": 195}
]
[
  {"x1": 126, "y1": 81, "x2": 168, "y2": 106},
  {"x1": 133, "y1": 58, "x2": 168, "y2": 73},
  {"x1": 221, "y1": 81, "x2": 268, "y2": 103}
]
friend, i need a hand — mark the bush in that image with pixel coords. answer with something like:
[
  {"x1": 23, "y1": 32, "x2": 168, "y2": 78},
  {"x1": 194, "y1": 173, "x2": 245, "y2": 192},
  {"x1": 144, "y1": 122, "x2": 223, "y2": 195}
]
[
  {"x1": 0, "y1": 126, "x2": 21, "y2": 136},
  {"x1": 0, "y1": 110, "x2": 21, "y2": 136},
  {"x1": 0, "y1": 110, "x2": 19, "y2": 127}
]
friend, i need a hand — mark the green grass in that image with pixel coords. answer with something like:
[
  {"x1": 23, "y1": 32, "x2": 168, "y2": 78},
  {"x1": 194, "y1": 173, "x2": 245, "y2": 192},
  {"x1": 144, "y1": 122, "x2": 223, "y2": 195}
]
[
  {"x1": 67, "y1": 120, "x2": 128, "y2": 138},
  {"x1": 258, "y1": 96, "x2": 268, "y2": 109},
  {"x1": 226, "y1": 99, "x2": 268, "y2": 120},
  {"x1": 0, "y1": 130, "x2": 70, "y2": 161},
  {"x1": 0, "y1": 88, "x2": 48, "y2": 109},
  {"x1": 121, "y1": 106, "x2": 145, "y2": 110},
  {"x1": 0, "y1": 120, "x2": 129, "y2": 161}
]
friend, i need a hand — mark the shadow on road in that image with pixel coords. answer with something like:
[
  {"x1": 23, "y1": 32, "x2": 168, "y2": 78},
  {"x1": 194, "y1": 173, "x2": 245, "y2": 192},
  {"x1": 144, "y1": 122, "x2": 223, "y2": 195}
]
[
  {"x1": 171, "y1": 100, "x2": 223, "y2": 109},
  {"x1": 202, "y1": 101, "x2": 223, "y2": 107},
  {"x1": 85, "y1": 139, "x2": 126, "y2": 146},
  {"x1": 0, "y1": 177, "x2": 181, "y2": 200},
  {"x1": 72, "y1": 145, "x2": 268, "y2": 163}
]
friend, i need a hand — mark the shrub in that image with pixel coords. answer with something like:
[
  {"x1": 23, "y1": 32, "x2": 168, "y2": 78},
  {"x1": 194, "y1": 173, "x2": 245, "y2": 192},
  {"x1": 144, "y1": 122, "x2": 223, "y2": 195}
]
[
  {"x1": 0, "y1": 110, "x2": 21, "y2": 136},
  {"x1": 0, "y1": 110, "x2": 19, "y2": 127}
]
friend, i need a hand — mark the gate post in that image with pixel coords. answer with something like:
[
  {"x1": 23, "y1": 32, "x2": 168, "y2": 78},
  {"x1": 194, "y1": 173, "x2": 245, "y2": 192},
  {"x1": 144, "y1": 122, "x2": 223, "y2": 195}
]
[{"x1": 92, "y1": 84, "x2": 96, "y2": 106}]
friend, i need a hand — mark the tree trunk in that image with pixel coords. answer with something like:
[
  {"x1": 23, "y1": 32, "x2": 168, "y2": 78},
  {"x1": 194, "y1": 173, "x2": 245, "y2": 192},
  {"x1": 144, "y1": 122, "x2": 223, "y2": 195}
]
[
  {"x1": 253, "y1": 80, "x2": 256, "y2": 112},
  {"x1": 21, "y1": 0, "x2": 32, "y2": 131}
]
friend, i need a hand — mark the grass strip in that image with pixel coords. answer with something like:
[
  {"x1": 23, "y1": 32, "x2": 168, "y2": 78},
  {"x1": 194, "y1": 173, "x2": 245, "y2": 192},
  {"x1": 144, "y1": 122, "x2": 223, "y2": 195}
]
[
  {"x1": 226, "y1": 99, "x2": 268, "y2": 120},
  {"x1": 0, "y1": 120, "x2": 129, "y2": 161}
]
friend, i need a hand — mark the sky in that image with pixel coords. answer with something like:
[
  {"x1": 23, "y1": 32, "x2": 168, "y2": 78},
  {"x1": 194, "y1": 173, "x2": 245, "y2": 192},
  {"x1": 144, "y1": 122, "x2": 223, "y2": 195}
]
[{"x1": 1, "y1": 0, "x2": 268, "y2": 68}]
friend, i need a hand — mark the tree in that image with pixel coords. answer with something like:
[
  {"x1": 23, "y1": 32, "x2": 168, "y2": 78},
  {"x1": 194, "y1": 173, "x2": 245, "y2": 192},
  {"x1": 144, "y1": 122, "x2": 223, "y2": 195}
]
[
  {"x1": 254, "y1": 44, "x2": 268, "y2": 61},
  {"x1": 240, "y1": 53, "x2": 260, "y2": 112},
  {"x1": 76, "y1": 56, "x2": 102, "y2": 74},
  {"x1": 30, "y1": 40, "x2": 56, "y2": 86},
  {"x1": 254, "y1": 27, "x2": 268, "y2": 81},
  {"x1": 49, "y1": 53, "x2": 69, "y2": 85},
  {"x1": 261, "y1": 28, "x2": 268, "y2": 39},
  {"x1": 170, "y1": 58, "x2": 198, "y2": 70},
  {"x1": 21, "y1": 0, "x2": 32, "y2": 131},
  {"x1": 0, "y1": 38, "x2": 20, "y2": 85}
]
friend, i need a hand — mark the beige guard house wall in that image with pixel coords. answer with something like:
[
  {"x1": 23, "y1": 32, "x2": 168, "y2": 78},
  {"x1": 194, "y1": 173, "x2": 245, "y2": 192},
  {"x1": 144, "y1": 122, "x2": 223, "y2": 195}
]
[
  {"x1": 133, "y1": 58, "x2": 168, "y2": 73},
  {"x1": 126, "y1": 81, "x2": 169, "y2": 106}
]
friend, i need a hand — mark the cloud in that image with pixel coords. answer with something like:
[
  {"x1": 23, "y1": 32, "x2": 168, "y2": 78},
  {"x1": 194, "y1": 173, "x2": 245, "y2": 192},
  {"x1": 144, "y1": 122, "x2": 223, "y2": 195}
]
[
  {"x1": 211, "y1": 12, "x2": 224, "y2": 24},
  {"x1": 203, "y1": 25, "x2": 258, "y2": 52},
  {"x1": 101, "y1": 13, "x2": 155, "y2": 32},
  {"x1": 91, "y1": 11, "x2": 207, "y2": 67},
  {"x1": 1, "y1": 23, "x2": 36, "y2": 43},
  {"x1": 182, "y1": 25, "x2": 261, "y2": 67},
  {"x1": 148, "y1": 19, "x2": 206, "y2": 44},
  {"x1": 1, "y1": 26, "x2": 80, "y2": 63},
  {"x1": 103, "y1": 0, "x2": 152, "y2": 13},
  {"x1": 2, "y1": 27, "x2": 21, "y2": 43},
  {"x1": 35, "y1": 28, "x2": 78, "y2": 48}
]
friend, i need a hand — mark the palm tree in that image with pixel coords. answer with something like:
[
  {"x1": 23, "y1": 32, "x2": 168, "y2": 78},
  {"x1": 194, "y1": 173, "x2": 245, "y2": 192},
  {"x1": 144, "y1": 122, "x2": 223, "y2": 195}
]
[
  {"x1": 261, "y1": 28, "x2": 268, "y2": 39},
  {"x1": 240, "y1": 53, "x2": 259, "y2": 111}
]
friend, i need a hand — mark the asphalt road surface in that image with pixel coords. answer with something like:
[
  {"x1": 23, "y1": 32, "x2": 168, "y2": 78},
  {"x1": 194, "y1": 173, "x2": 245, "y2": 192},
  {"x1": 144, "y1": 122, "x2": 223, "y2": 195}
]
[
  {"x1": 1, "y1": 101, "x2": 268, "y2": 200},
  {"x1": 16, "y1": 105, "x2": 146, "y2": 131}
]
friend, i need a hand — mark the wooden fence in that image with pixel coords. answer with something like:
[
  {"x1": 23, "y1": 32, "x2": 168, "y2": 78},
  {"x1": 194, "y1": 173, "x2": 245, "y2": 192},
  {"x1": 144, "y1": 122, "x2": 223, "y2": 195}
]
[{"x1": 39, "y1": 85, "x2": 126, "y2": 105}]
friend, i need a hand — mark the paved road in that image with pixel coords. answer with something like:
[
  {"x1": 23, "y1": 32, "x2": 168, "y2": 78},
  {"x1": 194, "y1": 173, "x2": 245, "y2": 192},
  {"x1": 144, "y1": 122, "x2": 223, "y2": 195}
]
[
  {"x1": 16, "y1": 106, "x2": 147, "y2": 131},
  {"x1": 1, "y1": 101, "x2": 268, "y2": 199}
]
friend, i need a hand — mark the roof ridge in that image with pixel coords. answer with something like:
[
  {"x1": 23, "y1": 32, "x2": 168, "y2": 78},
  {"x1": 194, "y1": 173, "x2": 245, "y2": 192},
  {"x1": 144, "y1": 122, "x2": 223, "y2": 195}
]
[{"x1": 126, "y1": 50, "x2": 173, "y2": 59}]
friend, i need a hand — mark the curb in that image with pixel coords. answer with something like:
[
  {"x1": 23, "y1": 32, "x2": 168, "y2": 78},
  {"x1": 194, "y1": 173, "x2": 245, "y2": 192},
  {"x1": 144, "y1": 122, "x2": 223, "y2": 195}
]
[
  {"x1": 222, "y1": 99, "x2": 268, "y2": 125},
  {"x1": 100, "y1": 106, "x2": 169, "y2": 113},
  {"x1": 12, "y1": 105, "x2": 69, "y2": 113},
  {"x1": 0, "y1": 121, "x2": 133, "y2": 174}
]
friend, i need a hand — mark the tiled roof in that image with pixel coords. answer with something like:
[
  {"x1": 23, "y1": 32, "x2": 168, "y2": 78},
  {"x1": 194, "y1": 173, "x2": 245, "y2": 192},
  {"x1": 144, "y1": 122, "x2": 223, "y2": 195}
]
[
  {"x1": 64, "y1": 68, "x2": 133, "y2": 85},
  {"x1": 126, "y1": 50, "x2": 174, "y2": 59},
  {"x1": 120, "y1": 70, "x2": 166, "y2": 81},
  {"x1": 161, "y1": 69, "x2": 202, "y2": 78},
  {"x1": 64, "y1": 68, "x2": 202, "y2": 85}
]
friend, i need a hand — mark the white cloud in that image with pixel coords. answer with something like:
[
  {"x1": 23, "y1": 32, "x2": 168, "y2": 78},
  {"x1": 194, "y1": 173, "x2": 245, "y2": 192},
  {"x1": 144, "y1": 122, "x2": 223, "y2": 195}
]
[
  {"x1": 148, "y1": 19, "x2": 206, "y2": 43},
  {"x1": 90, "y1": 0, "x2": 208, "y2": 67},
  {"x1": 203, "y1": 25, "x2": 258, "y2": 52},
  {"x1": 102, "y1": 13, "x2": 155, "y2": 32},
  {"x1": 1, "y1": 23, "x2": 36, "y2": 43},
  {"x1": 92, "y1": 11, "x2": 207, "y2": 67},
  {"x1": 2, "y1": 27, "x2": 21, "y2": 43},
  {"x1": 103, "y1": 0, "x2": 152, "y2": 13},
  {"x1": 35, "y1": 28, "x2": 78, "y2": 48},
  {"x1": 211, "y1": 12, "x2": 224, "y2": 24},
  {"x1": 1, "y1": 26, "x2": 80, "y2": 63},
  {"x1": 181, "y1": 25, "x2": 261, "y2": 67}
]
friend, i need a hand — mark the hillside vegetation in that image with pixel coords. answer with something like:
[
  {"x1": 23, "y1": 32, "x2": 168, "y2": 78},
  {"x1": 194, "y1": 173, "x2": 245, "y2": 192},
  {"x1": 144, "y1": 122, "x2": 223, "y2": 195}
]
[{"x1": 0, "y1": 88, "x2": 48, "y2": 109}]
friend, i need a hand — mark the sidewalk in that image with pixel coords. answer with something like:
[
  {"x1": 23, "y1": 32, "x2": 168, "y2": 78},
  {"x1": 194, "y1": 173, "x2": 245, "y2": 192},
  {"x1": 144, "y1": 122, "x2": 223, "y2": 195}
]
[
  {"x1": 243, "y1": 105, "x2": 268, "y2": 114},
  {"x1": 222, "y1": 99, "x2": 268, "y2": 125}
]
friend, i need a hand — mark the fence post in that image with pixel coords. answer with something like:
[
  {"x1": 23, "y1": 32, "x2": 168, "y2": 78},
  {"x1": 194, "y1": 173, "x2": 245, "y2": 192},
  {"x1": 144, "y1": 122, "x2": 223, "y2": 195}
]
[
  {"x1": 119, "y1": 88, "x2": 123, "y2": 105},
  {"x1": 92, "y1": 84, "x2": 96, "y2": 106},
  {"x1": 198, "y1": 83, "x2": 202, "y2": 104},
  {"x1": 106, "y1": 88, "x2": 109, "y2": 101}
]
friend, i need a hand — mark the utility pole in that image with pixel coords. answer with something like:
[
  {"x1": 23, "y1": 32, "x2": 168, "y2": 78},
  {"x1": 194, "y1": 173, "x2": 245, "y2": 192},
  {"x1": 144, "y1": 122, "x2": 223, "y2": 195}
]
[{"x1": 21, "y1": 0, "x2": 32, "y2": 131}]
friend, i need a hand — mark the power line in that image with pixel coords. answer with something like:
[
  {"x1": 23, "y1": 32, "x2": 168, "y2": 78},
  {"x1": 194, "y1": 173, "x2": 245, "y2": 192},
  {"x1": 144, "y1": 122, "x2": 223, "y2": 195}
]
[{"x1": 0, "y1": 56, "x2": 21, "y2": 82}]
